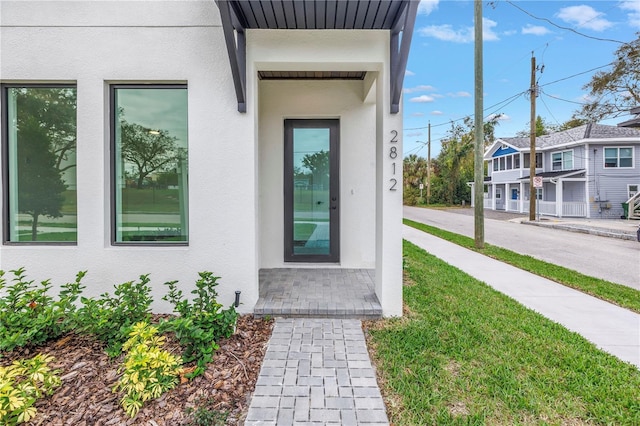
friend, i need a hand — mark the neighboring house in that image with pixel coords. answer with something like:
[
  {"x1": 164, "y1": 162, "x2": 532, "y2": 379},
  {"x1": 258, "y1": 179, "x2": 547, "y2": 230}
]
[
  {"x1": 618, "y1": 106, "x2": 640, "y2": 128},
  {"x1": 471, "y1": 123, "x2": 640, "y2": 219},
  {"x1": 0, "y1": 1, "x2": 419, "y2": 317}
]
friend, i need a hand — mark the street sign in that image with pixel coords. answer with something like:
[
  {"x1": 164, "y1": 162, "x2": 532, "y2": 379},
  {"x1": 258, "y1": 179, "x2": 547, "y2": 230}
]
[
  {"x1": 533, "y1": 176, "x2": 543, "y2": 188},
  {"x1": 419, "y1": 184, "x2": 424, "y2": 189}
]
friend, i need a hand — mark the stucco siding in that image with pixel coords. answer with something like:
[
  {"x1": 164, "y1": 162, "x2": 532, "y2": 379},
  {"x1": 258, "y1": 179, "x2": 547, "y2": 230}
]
[{"x1": 0, "y1": 0, "x2": 256, "y2": 312}]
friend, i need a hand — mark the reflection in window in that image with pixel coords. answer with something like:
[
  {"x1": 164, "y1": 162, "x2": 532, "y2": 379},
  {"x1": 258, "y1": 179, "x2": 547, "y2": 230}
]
[
  {"x1": 3, "y1": 85, "x2": 77, "y2": 243},
  {"x1": 112, "y1": 86, "x2": 188, "y2": 243}
]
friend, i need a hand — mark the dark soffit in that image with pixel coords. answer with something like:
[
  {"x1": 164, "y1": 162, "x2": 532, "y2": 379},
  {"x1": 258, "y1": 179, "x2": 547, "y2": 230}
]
[{"x1": 216, "y1": 0, "x2": 418, "y2": 113}]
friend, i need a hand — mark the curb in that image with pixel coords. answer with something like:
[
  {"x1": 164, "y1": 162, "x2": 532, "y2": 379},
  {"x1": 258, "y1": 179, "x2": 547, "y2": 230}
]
[{"x1": 521, "y1": 220, "x2": 637, "y2": 241}]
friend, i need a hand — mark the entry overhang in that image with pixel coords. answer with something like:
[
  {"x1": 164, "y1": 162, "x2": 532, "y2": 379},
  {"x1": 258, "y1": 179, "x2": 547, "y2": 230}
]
[{"x1": 215, "y1": 0, "x2": 418, "y2": 113}]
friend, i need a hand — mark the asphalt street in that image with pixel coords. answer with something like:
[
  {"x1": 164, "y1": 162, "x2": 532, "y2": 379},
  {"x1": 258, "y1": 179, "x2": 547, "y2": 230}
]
[{"x1": 404, "y1": 206, "x2": 640, "y2": 290}]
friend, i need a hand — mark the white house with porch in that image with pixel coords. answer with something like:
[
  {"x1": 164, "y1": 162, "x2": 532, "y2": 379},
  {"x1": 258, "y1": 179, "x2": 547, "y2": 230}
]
[
  {"x1": 0, "y1": 0, "x2": 419, "y2": 317},
  {"x1": 472, "y1": 124, "x2": 640, "y2": 219}
]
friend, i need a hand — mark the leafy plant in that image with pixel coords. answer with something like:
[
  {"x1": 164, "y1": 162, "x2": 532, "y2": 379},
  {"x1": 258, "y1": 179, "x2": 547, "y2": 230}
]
[
  {"x1": 185, "y1": 399, "x2": 228, "y2": 426},
  {"x1": 0, "y1": 353, "x2": 61, "y2": 425},
  {"x1": 161, "y1": 272, "x2": 237, "y2": 378},
  {"x1": 76, "y1": 275, "x2": 153, "y2": 356},
  {"x1": 113, "y1": 322, "x2": 182, "y2": 418},
  {"x1": 0, "y1": 268, "x2": 86, "y2": 353}
]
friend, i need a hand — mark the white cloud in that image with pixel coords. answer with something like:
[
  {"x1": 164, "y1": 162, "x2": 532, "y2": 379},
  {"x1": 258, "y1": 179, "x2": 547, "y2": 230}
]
[
  {"x1": 431, "y1": 110, "x2": 444, "y2": 116},
  {"x1": 411, "y1": 112, "x2": 426, "y2": 117},
  {"x1": 418, "y1": 0, "x2": 439, "y2": 16},
  {"x1": 620, "y1": 1, "x2": 640, "y2": 28},
  {"x1": 409, "y1": 95, "x2": 436, "y2": 103},
  {"x1": 403, "y1": 85, "x2": 436, "y2": 94},
  {"x1": 556, "y1": 5, "x2": 613, "y2": 32},
  {"x1": 503, "y1": 30, "x2": 517, "y2": 36},
  {"x1": 447, "y1": 91, "x2": 471, "y2": 98},
  {"x1": 522, "y1": 24, "x2": 551, "y2": 36},
  {"x1": 406, "y1": 131, "x2": 424, "y2": 137},
  {"x1": 418, "y1": 17, "x2": 499, "y2": 43},
  {"x1": 483, "y1": 18, "x2": 500, "y2": 41},
  {"x1": 405, "y1": 69, "x2": 416, "y2": 77}
]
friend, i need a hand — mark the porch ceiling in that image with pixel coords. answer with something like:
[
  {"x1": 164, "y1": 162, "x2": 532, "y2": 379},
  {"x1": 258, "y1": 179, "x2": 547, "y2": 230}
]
[{"x1": 215, "y1": 0, "x2": 418, "y2": 113}]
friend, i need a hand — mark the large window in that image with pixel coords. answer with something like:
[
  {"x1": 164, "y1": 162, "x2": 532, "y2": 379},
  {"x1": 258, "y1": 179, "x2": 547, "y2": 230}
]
[
  {"x1": 604, "y1": 147, "x2": 633, "y2": 168},
  {"x1": 552, "y1": 150, "x2": 573, "y2": 171},
  {"x1": 2, "y1": 85, "x2": 77, "y2": 243},
  {"x1": 492, "y1": 153, "x2": 521, "y2": 172},
  {"x1": 523, "y1": 152, "x2": 543, "y2": 169},
  {"x1": 111, "y1": 85, "x2": 188, "y2": 244}
]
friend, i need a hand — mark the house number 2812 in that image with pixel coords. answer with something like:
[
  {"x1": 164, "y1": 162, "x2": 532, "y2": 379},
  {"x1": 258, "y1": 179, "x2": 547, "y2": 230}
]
[{"x1": 389, "y1": 130, "x2": 398, "y2": 191}]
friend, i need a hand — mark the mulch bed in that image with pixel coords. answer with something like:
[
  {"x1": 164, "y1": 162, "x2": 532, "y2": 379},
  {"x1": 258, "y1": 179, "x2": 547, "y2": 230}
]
[{"x1": 2, "y1": 315, "x2": 274, "y2": 426}]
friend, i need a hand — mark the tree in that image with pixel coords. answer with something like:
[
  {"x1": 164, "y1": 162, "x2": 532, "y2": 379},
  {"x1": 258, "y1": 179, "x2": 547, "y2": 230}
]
[
  {"x1": 434, "y1": 117, "x2": 499, "y2": 205},
  {"x1": 578, "y1": 33, "x2": 640, "y2": 121},
  {"x1": 402, "y1": 154, "x2": 429, "y2": 205},
  {"x1": 515, "y1": 115, "x2": 558, "y2": 137},
  {"x1": 12, "y1": 87, "x2": 75, "y2": 241},
  {"x1": 301, "y1": 150, "x2": 329, "y2": 189},
  {"x1": 120, "y1": 120, "x2": 179, "y2": 189},
  {"x1": 16, "y1": 88, "x2": 77, "y2": 172},
  {"x1": 17, "y1": 115, "x2": 67, "y2": 241}
]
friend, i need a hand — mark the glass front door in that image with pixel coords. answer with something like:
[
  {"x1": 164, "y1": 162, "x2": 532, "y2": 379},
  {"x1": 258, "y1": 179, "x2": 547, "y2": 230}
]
[{"x1": 284, "y1": 119, "x2": 339, "y2": 262}]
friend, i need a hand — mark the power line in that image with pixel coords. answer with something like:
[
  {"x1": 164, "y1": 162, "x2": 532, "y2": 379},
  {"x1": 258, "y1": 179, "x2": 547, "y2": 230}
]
[{"x1": 505, "y1": 0, "x2": 626, "y2": 45}]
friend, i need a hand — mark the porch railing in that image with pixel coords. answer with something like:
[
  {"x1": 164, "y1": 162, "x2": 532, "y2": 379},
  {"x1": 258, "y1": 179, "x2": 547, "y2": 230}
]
[
  {"x1": 492, "y1": 200, "x2": 587, "y2": 217},
  {"x1": 562, "y1": 202, "x2": 587, "y2": 217},
  {"x1": 538, "y1": 201, "x2": 557, "y2": 216},
  {"x1": 483, "y1": 198, "x2": 492, "y2": 208}
]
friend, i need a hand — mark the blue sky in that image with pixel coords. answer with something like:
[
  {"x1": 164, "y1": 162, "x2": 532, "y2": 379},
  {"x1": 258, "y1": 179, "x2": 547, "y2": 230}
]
[{"x1": 403, "y1": 0, "x2": 640, "y2": 158}]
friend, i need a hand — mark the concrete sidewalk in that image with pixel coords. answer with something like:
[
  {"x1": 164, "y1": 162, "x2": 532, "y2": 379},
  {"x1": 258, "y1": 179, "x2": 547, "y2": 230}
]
[{"x1": 403, "y1": 225, "x2": 640, "y2": 368}]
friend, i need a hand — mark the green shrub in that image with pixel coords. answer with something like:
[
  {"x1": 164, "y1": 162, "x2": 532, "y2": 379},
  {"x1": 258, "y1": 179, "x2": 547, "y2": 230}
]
[
  {"x1": 0, "y1": 268, "x2": 86, "y2": 353},
  {"x1": 161, "y1": 272, "x2": 238, "y2": 378},
  {"x1": 185, "y1": 400, "x2": 228, "y2": 426},
  {"x1": 76, "y1": 275, "x2": 153, "y2": 357},
  {"x1": 0, "y1": 353, "x2": 61, "y2": 425},
  {"x1": 113, "y1": 322, "x2": 182, "y2": 418}
]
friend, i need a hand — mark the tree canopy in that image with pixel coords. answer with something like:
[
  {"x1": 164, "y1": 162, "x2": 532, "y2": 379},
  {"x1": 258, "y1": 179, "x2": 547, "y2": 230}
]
[
  {"x1": 577, "y1": 33, "x2": 640, "y2": 122},
  {"x1": 120, "y1": 121, "x2": 179, "y2": 189}
]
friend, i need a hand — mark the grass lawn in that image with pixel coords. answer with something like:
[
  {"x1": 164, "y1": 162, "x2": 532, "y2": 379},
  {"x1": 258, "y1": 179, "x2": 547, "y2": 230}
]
[
  {"x1": 404, "y1": 218, "x2": 640, "y2": 314},
  {"x1": 366, "y1": 240, "x2": 640, "y2": 425}
]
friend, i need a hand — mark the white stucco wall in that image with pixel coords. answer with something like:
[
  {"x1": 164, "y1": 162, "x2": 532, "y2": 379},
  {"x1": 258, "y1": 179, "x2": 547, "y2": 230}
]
[
  {"x1": 1, "y1": 4, "x2": 404, "y2": 316},
  {"x1": 258, "y1": 79, "x2": 376, "y2": 268},
  {"x1": 0, "y1": 1, "x2": 258, "y2": 312}
]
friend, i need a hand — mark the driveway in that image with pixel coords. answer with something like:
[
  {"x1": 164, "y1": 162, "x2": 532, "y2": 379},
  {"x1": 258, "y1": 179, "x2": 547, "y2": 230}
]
[{"x1": 404, "y1": 206, "x2": 640, "y2": 291}]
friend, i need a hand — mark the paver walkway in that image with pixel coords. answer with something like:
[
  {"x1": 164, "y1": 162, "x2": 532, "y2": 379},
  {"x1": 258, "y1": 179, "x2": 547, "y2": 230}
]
[{"x1": 245, "y1": 318, "x2": 388, "y2": 426}]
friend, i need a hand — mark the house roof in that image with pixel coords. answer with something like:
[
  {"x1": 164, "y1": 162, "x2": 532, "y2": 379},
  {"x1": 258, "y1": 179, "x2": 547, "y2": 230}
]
[
  {"x1": 487, "y1": 123, "x2": 640, "y2": 158},
  {"x1": 617, "y1": 106, "x2": 640, "y2": 128},
  {"x1": 215, "y1": 0, "x2": 418, "y2": 113},
  {"x1": 518, "y1": 169, "x2": 586, "y2": 180}
]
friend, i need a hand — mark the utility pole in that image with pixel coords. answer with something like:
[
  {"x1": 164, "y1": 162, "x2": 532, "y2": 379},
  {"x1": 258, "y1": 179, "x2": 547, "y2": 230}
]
[
  {"x1": 427, "y1": 122, "x2": 431, "y2": 205},
  {"x1": 473, "y1": 0, "x2": 484, "y2": 248},
  {"x1": 529, "y1": 54, "x2": 537, "y2": 221}
]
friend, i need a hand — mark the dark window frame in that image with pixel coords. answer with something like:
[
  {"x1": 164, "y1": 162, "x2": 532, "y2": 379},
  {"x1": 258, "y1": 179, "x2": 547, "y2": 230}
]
[{"x1": 109, "y1": 83, "x2": 189, "y2": 246}]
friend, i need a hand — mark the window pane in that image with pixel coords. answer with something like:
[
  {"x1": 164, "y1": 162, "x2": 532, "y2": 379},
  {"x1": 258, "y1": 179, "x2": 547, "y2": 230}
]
[
  {"x1": 506, "y1": 156, "x2": 512, "y2": 169},
  {"x1": 493, "y1": 159, "x2": 498, "y2": 171},
  {"x1": 604, "y1": 148, "x2": 617, "y2": 168},
  {"x1": 499, "y1": 157, "x2": 505, "y2": 170},
  {"x1": 514, "y1": 155, "x2": 520, "y2": 169},
  {"x1": 535, "y1": 153, "x2": 542, "y2": 168},
  {"x1": 563, "y1": 151, "x2": 573, "y2": 169},
  {"x1": 552, "y1": 153, "x2": 562, "y2": 171},
  {"x1": 113, "y1": 87, "x2": 188, "y2": 243},
  {"x1": 4, "y1": 86, "x2": 77, "y2": 242},
  {"x1": 620, "y1": 148, "x2": 633, "y2": 167},
  {"x1": 523, "y1": 153, "x2": 530, "y2": 168}
]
